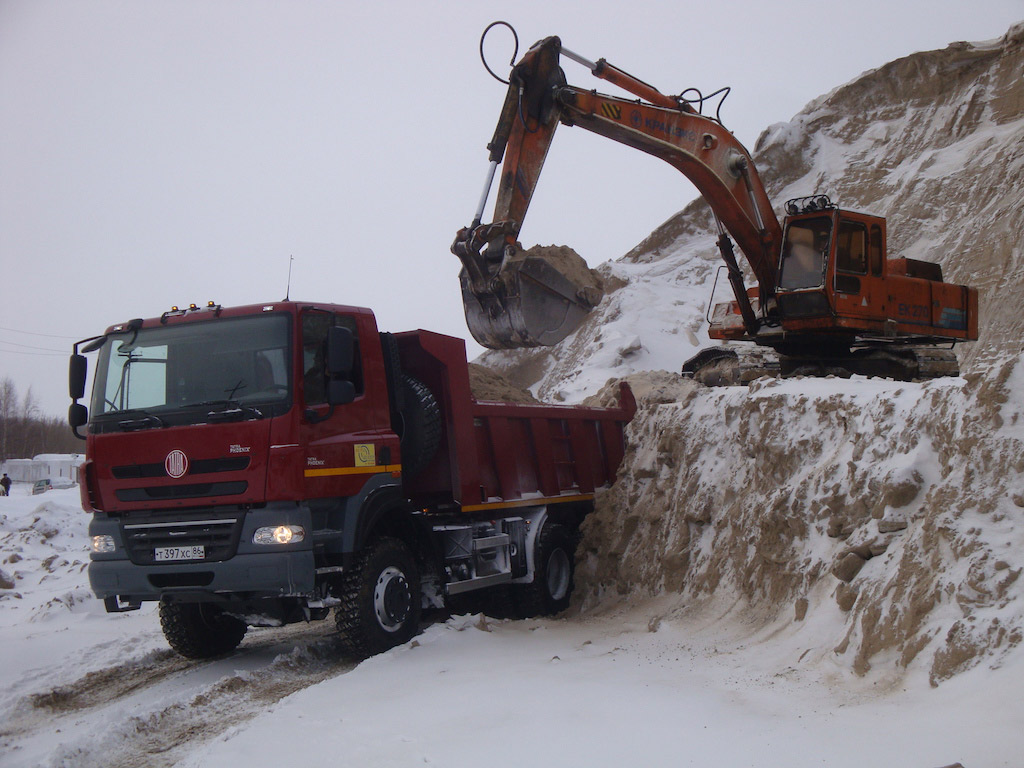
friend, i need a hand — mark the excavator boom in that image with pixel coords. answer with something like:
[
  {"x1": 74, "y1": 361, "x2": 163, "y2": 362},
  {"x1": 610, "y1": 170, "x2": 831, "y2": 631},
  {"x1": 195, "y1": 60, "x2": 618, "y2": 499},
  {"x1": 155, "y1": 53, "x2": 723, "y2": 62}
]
[{"x1": 453, "y1": 35, "x2": 782, "y2": 349}]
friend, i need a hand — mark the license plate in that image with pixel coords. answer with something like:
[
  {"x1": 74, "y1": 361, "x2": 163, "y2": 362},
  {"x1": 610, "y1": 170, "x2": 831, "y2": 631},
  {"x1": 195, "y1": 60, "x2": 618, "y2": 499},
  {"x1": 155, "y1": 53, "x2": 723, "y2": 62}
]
[{"x1": 154, "y1": 545, "x2": 205, "y2": 561}]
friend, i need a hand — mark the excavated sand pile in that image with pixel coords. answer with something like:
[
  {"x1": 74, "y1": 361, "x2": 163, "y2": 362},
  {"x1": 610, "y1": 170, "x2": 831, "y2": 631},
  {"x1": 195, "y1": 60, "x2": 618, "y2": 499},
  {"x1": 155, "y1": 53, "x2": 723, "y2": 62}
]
[
  {"x1": 507, "y1": 244, "x2": 605, "y2": 308},
  {"x1": 468, "y1": 363, "x2": 539, "y2": 404},
  {"x1": 574, "y1": 357, "x2": 1024, "y2": 685}
]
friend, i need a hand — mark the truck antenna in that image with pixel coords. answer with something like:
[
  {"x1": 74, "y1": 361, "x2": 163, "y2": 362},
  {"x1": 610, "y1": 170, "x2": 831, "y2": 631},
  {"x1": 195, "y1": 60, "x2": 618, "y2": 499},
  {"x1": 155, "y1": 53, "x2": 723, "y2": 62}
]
[{"x1": 285, "y1": 255, "x2": 294, "y2": 301}]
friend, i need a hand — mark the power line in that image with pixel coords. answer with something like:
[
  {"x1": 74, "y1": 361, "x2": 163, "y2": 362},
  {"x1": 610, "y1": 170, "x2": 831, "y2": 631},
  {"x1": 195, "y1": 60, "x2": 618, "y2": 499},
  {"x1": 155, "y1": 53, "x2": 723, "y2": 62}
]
[
  {"x1": 0, "y1": 347, "x2": 66, "y2": 357},
  {"x1": 0, "y1": 326, "x2": 79, "y2": 340},
  {"x1": 0, "y1": 338, "x2": 67, "y2": 354}
]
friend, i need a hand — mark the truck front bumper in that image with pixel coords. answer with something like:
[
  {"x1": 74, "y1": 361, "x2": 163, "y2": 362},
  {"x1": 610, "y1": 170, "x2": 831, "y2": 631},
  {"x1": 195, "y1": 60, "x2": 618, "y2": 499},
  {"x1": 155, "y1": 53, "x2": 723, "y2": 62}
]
[
  {"x1": 89, "y1": 549, "x2": 317, "y2": 605},
  {"x1": 88, "y1": 504, "x2": 318, "y2": 606}
]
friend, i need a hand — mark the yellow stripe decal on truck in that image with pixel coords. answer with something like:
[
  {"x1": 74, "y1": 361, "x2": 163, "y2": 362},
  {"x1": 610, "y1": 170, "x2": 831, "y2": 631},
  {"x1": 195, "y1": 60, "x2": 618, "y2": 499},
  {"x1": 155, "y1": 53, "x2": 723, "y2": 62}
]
[
  {"x1": 461, "y1": 493, "x2": 595, "y2": 513},
  {"x1": 304, "y1": 464, "x2": 402, "y2": 478}
]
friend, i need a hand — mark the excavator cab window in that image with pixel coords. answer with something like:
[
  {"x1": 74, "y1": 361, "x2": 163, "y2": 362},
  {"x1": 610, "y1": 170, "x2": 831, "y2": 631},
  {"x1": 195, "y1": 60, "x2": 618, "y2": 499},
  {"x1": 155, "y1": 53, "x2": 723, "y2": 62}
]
[
  {"x1": 836, "y1": 220, "x2": 868, "y2": 274},
  {"x1": 869, "y1": 225, "x2": 884, "y2": 276},
  {"x1": 835, "y1": 219, "x2": 868, "y2": 294},
  {"x1": 779, "y1": 218, "x2": 831, "y2": 290}
]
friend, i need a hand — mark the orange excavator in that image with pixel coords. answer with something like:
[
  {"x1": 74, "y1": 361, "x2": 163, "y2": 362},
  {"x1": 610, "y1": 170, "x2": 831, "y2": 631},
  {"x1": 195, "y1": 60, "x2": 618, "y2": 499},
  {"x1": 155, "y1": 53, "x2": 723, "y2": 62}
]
[{"x1": 452, "y1": 28, "x2": 978, "y2": 380}]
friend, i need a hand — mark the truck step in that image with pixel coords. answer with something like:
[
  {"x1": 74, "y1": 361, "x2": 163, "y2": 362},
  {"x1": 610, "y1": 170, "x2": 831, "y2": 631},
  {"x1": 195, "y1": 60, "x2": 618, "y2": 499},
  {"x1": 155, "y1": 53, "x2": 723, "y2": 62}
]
[{"x1": 446, "y1": 571, "x2": 513, "y2": 596}]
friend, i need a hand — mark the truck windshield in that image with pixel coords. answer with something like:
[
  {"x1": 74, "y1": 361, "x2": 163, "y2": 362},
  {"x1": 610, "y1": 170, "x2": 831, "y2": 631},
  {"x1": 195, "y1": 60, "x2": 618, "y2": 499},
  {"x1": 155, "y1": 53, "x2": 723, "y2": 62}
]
[
  {"x1": 779, "y1": 217, "x2": 832, "y2": 290},
  {"x1": 90, "y1": 314, "x2": 291, "y2": 424}
]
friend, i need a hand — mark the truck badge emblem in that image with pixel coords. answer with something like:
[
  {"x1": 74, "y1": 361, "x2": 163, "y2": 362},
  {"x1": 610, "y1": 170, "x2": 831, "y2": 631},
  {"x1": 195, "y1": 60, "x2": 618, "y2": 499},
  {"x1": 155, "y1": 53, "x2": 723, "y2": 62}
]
[{"x1": 165, "y1": 450, "x2": 188, "y2": 478}]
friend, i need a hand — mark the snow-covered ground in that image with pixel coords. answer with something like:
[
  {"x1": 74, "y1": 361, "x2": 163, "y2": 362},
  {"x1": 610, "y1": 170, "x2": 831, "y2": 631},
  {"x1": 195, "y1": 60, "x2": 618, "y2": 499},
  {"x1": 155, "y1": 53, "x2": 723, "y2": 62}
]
[
  {"x1": 4, "y1": 23, "x2": 1024, "y2": 768},
  {"x1": 1, "y1": 478, "x2": 1021, "y2": 767}
]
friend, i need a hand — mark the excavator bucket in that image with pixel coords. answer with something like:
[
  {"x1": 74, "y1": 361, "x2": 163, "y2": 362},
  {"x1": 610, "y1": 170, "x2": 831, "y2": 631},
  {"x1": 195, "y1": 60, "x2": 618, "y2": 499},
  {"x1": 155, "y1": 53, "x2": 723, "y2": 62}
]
[{"x1": 459, "y1": 245, "x2": 603, "y2": 349}]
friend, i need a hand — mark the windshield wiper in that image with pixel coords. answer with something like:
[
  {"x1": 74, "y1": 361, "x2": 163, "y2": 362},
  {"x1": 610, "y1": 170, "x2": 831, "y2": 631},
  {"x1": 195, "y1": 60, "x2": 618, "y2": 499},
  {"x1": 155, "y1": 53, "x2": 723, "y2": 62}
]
[
  {"x1": 196, "y1": 400, "x2": 265, "y2": 423},
  {"x1": 117, "y1": 410, "x2": 168, "y2": 431}
]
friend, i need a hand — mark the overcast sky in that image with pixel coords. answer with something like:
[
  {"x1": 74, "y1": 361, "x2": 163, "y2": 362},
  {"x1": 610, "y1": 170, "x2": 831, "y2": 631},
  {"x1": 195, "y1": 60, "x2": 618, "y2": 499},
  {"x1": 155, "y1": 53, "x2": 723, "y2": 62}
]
[{"x1": 2, "y1": 0, "x2": 1022, "y2": 420}]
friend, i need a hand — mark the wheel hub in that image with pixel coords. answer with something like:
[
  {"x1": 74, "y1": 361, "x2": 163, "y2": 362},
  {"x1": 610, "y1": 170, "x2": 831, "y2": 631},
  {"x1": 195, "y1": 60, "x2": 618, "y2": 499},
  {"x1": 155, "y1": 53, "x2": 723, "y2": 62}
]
[
  {"x1": 374, "y1": 566, "x2": 411, "y2": 632},
  {"x1": 546, "y1": 548, "x2": 571, "y2": 602}
]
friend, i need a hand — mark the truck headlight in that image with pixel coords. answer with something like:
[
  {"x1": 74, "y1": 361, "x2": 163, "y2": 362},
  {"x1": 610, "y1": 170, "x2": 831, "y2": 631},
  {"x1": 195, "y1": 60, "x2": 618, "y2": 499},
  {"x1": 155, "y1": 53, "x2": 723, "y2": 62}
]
[
  {"x1": 253, "y1": 525, "x2": 305, "y2": 545},
  {"x1": 91, "y1": 535, "x2": 116, "y2": 553}
]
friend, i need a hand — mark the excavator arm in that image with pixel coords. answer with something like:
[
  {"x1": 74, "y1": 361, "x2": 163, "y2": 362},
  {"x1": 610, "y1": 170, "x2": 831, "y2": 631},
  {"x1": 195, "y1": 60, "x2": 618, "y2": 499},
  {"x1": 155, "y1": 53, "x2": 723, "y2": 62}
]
[{"x1": 453, "y1": 35, "x2": 783, "y2": 349}]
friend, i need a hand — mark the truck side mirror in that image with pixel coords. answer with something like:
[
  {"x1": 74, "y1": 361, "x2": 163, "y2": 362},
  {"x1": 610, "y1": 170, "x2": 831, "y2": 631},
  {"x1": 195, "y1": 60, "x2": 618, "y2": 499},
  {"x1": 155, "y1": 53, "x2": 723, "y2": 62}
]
[
  {"x1": 305, "y1": 326, "x2": 356, "y2": 423},
  {"x1": 69, "y1": 354, "x2": 88, "y2": 400},
  {"x1": 327, "y1": 379, "x2": 356, "y2": 406},
  {"x1": 326, "y1": 326, "x2": 354, "y2": 377},
  {"x1": 69, "y1": 403, "x2": 88, "y2": 440}
]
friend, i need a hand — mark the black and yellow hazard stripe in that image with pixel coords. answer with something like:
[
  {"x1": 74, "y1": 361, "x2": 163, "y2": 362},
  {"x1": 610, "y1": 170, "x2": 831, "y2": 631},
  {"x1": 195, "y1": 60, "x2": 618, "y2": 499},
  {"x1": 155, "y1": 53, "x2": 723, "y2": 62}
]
[{"x1": 600, "y1": 102, "x2": 622, "y2": 120}]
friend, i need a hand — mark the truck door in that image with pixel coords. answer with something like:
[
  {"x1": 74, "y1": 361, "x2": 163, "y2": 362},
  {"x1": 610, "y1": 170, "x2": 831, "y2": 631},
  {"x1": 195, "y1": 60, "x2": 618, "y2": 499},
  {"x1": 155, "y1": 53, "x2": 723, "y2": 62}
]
[{"x1": 299, "y1": 311, "x2": 393, "y2": 499}]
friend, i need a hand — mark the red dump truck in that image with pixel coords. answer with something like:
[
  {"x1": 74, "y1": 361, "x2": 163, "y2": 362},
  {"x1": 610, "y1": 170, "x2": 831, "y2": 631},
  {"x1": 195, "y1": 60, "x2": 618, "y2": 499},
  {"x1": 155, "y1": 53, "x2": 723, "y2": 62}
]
[{"x1": 68, "y1": 301, "x2": 635, "y2": 658}]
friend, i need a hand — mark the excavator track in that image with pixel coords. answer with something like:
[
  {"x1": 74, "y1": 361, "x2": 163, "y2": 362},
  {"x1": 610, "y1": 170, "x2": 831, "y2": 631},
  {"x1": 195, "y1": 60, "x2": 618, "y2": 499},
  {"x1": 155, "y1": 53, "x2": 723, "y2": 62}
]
[
  {"x1": 681, "y1": 347, "x2": 781, "y2": 386},
  {"x1": 683, "y1": 346, "x2": 960, "y2": 386},
  {"x1": 845, "y1": 347, "x2": 961, "y2": 380}
]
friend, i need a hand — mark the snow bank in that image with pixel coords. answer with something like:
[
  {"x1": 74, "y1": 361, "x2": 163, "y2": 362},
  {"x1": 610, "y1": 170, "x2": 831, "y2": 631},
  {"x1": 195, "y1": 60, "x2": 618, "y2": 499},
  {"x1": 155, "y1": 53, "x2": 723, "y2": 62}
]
[
  {"x1": 575, "y1": 354, "x2": 1024, "y2": 686},
  {"x1": 0, "y1": 488, "x2": 164, "y2": 708}
]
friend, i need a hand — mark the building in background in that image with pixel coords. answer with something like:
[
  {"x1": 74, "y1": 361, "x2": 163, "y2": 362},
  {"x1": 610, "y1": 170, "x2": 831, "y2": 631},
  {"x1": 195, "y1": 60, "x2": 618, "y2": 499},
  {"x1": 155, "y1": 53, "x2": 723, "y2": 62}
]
[{"x1": 0, "y1": 454, "x2": 84, "y2": 485}]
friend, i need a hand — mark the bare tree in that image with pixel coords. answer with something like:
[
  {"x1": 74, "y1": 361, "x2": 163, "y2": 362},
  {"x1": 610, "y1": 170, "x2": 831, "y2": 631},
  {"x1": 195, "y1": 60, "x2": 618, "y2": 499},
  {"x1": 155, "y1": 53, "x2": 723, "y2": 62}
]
[
  {"x1": 0, "y1": 377, "x2": 15, "y2": 460},
  {"x1": 0, "y1": 380, "x2": 78, "y2": 460}
]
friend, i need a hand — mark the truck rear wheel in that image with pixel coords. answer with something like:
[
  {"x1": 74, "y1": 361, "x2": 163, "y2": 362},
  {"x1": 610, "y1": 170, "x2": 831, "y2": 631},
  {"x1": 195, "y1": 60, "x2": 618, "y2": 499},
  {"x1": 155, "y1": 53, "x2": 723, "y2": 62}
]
[
  {"x1": 515, "y1": 523, "x2": 576, "y2": 617},
  {"x1": 159, "y1": 602, "x2": 247, "y2": 659},
  {"x1": 335, "y1": 537, "x2": 421, "y2": 657}
]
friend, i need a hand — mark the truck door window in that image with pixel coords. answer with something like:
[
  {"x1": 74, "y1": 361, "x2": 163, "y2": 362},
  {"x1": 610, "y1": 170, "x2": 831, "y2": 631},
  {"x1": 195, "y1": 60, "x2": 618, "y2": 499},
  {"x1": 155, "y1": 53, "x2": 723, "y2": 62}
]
[
  {"x1": 302, "y1": 313, "x2": 363, "y2": 405},
  {"x1": 779, "y1": 218, "x2": 830, "y2": 290}
]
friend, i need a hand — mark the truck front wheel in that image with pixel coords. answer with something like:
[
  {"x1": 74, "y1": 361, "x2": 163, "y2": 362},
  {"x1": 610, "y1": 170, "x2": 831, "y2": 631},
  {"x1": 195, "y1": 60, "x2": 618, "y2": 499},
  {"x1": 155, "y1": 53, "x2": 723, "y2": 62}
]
[
  {"x1": 159, "y1": 602, "x2": 247, "y2": 659},
  {"x1": 335, "y1": 537, "x2": 421, "y2": 657}
]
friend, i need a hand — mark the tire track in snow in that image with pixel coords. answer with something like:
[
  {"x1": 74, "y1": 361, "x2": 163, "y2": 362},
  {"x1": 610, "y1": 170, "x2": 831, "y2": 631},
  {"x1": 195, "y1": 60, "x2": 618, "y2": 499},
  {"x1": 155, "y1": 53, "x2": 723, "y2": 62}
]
[{"x1": 0, "y1": 621, "x2": 358, "y2": 768}]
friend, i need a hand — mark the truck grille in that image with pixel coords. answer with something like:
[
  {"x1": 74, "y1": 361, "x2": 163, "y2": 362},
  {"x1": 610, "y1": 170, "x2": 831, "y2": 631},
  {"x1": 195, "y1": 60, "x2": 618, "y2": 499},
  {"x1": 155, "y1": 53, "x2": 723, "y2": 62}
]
[
  {"x1": 112, "y1": 456, "x2": 250, "y2": 479},
  {"x1": 115, "y1": 481, "x2": 247, "y2": 502},
  {"x1": 121, "y1": 512, "x2": 244, "y2": 565}
]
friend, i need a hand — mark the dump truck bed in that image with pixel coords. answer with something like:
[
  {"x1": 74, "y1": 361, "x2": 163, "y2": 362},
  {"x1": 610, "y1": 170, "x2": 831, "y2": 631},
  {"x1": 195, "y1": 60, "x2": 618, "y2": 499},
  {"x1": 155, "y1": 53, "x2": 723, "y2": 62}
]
[{"x1": 394, "y1": 330, "x2": 635, "y2": 510}]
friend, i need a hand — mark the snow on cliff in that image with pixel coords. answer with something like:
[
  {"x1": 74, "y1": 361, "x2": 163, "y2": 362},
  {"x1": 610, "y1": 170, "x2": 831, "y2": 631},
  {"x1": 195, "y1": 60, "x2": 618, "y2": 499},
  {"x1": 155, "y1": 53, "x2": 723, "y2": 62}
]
[
  {"x1": 578, "y1": 361, "x2": 1024, "y2": 687},
  {"x1": 479, "y1": 21, "x2": 1024, "y2": 687}
]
